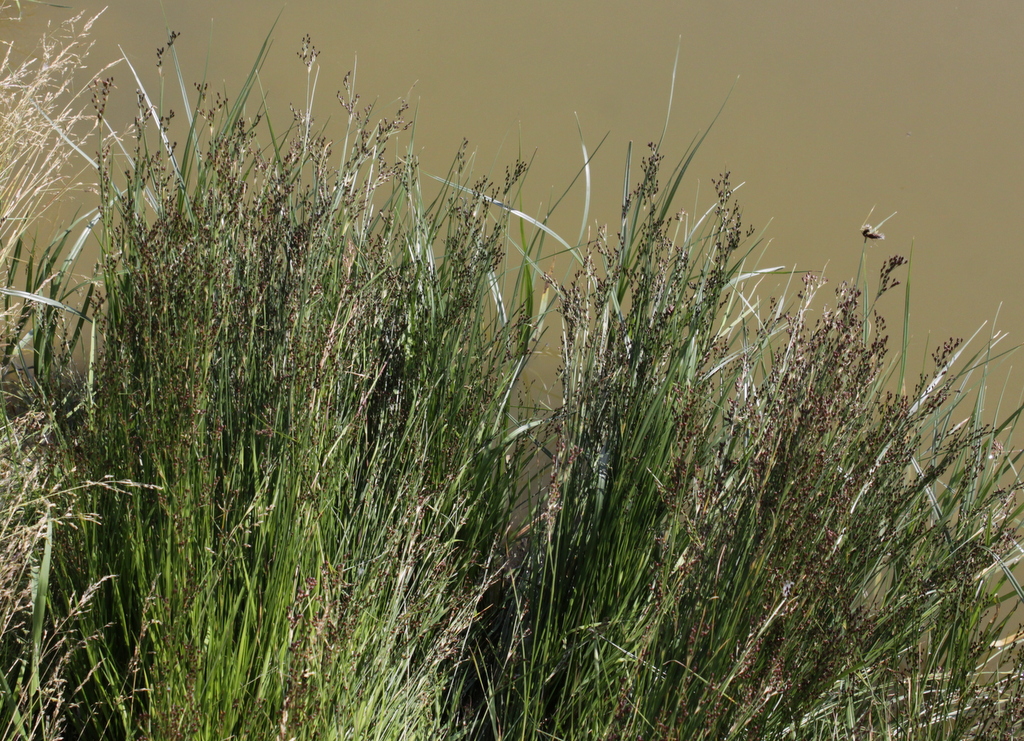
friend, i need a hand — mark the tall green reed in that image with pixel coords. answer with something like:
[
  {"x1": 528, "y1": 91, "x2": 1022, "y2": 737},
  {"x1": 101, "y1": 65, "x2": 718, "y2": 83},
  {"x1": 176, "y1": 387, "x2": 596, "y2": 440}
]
[
  {"x1": 461, "y1": 152, "x2": 1024, "y2": 738},
  {"x1": 57, "y1": 37, "x2": 547, "y2": 739}
]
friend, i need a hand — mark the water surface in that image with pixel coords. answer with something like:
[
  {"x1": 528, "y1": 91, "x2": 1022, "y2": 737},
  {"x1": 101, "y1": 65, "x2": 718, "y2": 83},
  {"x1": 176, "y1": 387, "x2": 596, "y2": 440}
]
[{"x1": 13, "y1": 0, "x2": 1024, "y2": 386}]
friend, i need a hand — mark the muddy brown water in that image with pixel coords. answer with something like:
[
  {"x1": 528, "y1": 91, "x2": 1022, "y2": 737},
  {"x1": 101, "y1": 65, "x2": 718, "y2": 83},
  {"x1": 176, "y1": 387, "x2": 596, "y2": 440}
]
[{"x1": 8, "y1": 0, "x2": 1024, "y2": 632}]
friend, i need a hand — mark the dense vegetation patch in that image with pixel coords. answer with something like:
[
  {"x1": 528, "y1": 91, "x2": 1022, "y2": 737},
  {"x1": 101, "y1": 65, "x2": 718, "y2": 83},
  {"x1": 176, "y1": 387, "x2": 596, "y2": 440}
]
[{"x1": 3, "y1": 21, "x2": 1023, "y2": 740}]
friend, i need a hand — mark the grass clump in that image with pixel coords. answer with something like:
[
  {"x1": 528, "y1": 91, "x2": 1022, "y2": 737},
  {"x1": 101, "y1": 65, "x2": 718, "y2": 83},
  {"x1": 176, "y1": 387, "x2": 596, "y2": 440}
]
[
  {"x1": 1, "y1": 28, "x2": 1022, "y2": 740},
  {"x1": 460, "y1": 160, "x2": 1024, "y2": 738},
  {"x1": 56, "y1": 40, "x2": 542, "y2": 739}
]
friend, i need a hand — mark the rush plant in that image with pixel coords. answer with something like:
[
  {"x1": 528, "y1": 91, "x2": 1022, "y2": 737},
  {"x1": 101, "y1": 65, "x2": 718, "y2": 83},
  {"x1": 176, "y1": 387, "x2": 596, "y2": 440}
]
[
  {"x1": 54, "y1": 33, "x2": 548, "y2": 740},
  {"x1": 457, "y1": 159, "x2": 1024, "y2": 739}
]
